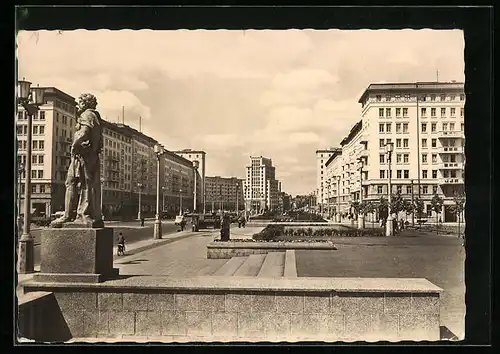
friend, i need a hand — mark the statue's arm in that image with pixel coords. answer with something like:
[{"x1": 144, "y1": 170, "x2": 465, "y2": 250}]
[{"x1": 72, "y1": 125, "x2": 91, "y2": 152}]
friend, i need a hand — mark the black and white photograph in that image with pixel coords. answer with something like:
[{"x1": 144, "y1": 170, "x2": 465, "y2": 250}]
[{"x1": 13, "y1": 6, "x2": 491, "y2": 345}]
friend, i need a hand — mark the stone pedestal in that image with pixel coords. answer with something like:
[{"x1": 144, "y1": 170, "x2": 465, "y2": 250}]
[
  {"x1": 17, "y1": 239, "x2": 35, "y2": 274},
  {"x1": 153, "y1": 219, "x2": 162, "y2": 239},
  {"x1": 33, "y1": 227, "x2": 118, "y2": 283},
  {"x1": 357, "y1": 215, "x2": 365, "y2": 229}
]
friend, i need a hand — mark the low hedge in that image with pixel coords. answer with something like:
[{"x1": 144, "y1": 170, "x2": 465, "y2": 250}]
[{"x1": 252, "y1": 225, "x2": 384, "y2": 241}]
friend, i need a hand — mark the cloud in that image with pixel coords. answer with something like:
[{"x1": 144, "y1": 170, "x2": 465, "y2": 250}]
[
  {"x1": 272, "y1": 69, "x2": 338, "y2": 91},
  {"x1": 288, "y1": 132, "x2": 320, "y2": 145}
]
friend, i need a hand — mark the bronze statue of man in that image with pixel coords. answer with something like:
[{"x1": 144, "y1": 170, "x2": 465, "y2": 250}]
[{"x1": 51, "y1": 93, "x2": 103, "y2": 227}]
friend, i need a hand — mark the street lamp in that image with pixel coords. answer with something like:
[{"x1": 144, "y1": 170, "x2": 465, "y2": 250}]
[
  {"x1": 192, "y1": 160, "x2": 199, "y2": 213},
  {"x1": 357, "y1": 157, "x2": 365, "y2": 229},
  {"x1": 137, "y1": 182, "x2": 143, "y2": 220},
  {"x1": 17, "y1": 162, "x2": 25, "y2": 226},
  {"x1": 153, "y1": 143, "x2": 165, "y2": 239},
  {"x1": 336, "y1": 175, "x2": 341, "y2": 223},
  {"x1": 100, "y1": 176, "x2": 105, "y2": 221},
  {"x1": 385, "y1": 142, "x2": 394, "y2": 236},
  {"x1": 17, "y1": 79, "x2": 44, "y2": 274},
  {"x1": 179, "y1": 189, "x2": 183, "y2": 216}
]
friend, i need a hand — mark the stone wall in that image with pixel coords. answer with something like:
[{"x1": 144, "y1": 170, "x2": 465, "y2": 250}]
[{"x1": 22, "y1": 277, "x2": 441, "y2": 342}]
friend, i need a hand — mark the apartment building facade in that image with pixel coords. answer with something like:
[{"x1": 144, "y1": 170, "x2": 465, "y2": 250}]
[
  {"x1": 16, "y1": 87, "x2": 77, "y2": 216},
  {"x1": 315, "y1": 148, "x2": 341, "y2": 213},
  {"x1": 244, "y1": 156, "x2": 281, "y2": 213},
  {"x1": 173, "y1": 149, "x2": 206, "y2": 212},
  {"x1": 205, "y1": 176, "x2": 244, "y2": 212},
  {"x1": 325, "y1": 82, "x2": 465, "y2": 222}
]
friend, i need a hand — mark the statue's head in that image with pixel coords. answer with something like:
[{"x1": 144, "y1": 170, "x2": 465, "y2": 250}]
[{"x1": 77, "y1": 93, "x2": 98, "y2": 114}]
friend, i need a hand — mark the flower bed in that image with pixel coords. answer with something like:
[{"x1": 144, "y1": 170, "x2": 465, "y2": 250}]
[{"x1": 252, "y1": 224, "x2": 384, "y2": 241}]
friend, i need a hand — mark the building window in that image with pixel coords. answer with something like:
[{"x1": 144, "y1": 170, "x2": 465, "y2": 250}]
[
  {"x1": 40, "y1": 184, "x2": 46, "y2": 193},
  {"x1": 450, "y1": 95, "x2": 456, "y2": 101},
  {"x1": 31, "y1": 170, "x2": 36, "y2": 179},
  {"x1": 32, "y1": 184, "x2": 37, "y2": 193},
  {"x1": 377, "y1": 186, "x2": 383, "y2": 194},
  {"x1": 422, "y1": 154, "x2": 428, "y2": 163},
  {"x1": 380, "y1": 170, "x2": 385, "y2": 179},
  {"x1": 403, "y1": 154, "x2": 409, "y2": 163},
  {"x1": 450, "y1": 123, "x2": 455, "y2": 131},
  {"x1": 461, "y1": 123, "x2": 464, "y2": 131},
  {"x1": 460, "y1": 107, "x2": 464, "y2": 117},
  {"x1": 422, "y1": 170, "x2": 428, "y2": 179},
  {"x1": 386, "y1": 108, "x2": 391, "y2": 117},
  {"x1": 423, "y1": 185, "x2": 428, "y2": 194},
  {"x1": 432, "y1": 154, "x2": 437, "y2": 163},
  {"x1": 379, "y1": 139, "x2": 385, "y2": 148},
  {"x1": 406, "y1": 185, "x2": 412, "y2": 194},
  {"x1": 403, "y1": 108, "x2": 408, "y2": 117},
  {"x1": 396, "y1": 139, "x2": 401, "y2": 148},
  {"x1": 397, "y1": 185, "x2": 402, "y2": 193},
  {"x1": 443, "y1": 123, "x2": 448, "y2": 131},
  {"x1": 460, "y1": 94, "x2": 465, "y2": 101},
  {"x1": 396, "y1": 154, "x2": 402, "y2": 163},
  {"x1": 430, "y1": 94, "x2": 436, "y2": 101},
  {"x1": 39, "y1": 126, "x2": 45, "y2": 135},
  {"x1": 431, "y1": 139, "x2": 437, "y2": 148},
  {"x1": 386, "y1": 96, "x2": 391, "y2": 102},
  {"x1": 379, "y1": 108, "x2": 384, "y2": 117},
  {"x1": 376, "y1": 95, "x2": 382, "y2": 102},
  {"x1": 33, "y1": 126, "x2": 39, "y2": 135},
  {"x1": 433, "y1": 185, "x2": 438, "y2": 194},
  {"x1": 403, "y1": 123, "x2": 408, "y2": 133},
  {"x1": 33, "y1": 141, "x2": 38, "y2": 150},
  {"x1": 422, "y1": 139, "x2": 428, "y2": 148},
  {"x1": 441, "y1": 108, "x2": 446, "y2": 117},
  {"x1": 379, "y1": 123, "x2": 385, "y2": 133},
  {"x1": 450, "y1": 108, "x2": 456, "y2": 116},
  {"x1": 403, "y1": 139, "x2": 409, "y2": 148},
  {"x1": 397, "y1": 170, "x2": 402, "y2": 179},
  {"x1": 421, "y1": 108, "x2": 426, "y2": 117},
  {"x1": 431, "y1": 108, "x2": 436, "y2": 117},
  {"x1": 432, "y1": 170, "x2": 437, "y2": 179},
  {"x1": 440, "y1": 94, "x2": 446, "y2": 101},
  {"x1": 431, "y1": 123, "x2": 437, "y2": 132},
  {"x1": 421, "y1": 123, "x2": 427, "y2": 133},
  {"x1": 404, "y1": 170, "x2": 409, "y2": 179},
  {"x1": 396, "y1": 108, "x2": 401, "y2": 117},
  {"x1": 396, "y1": 123, "x2": 401, "y2": 133},
  {"x1": 386, "y1": 123, "x2": 391, "y2": 133},
  {"x1": 379, "y1": 154, "x2": 385, "y2": 163}
]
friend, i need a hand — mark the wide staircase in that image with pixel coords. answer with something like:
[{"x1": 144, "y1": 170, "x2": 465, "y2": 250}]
[{"x1": 210, "y1": 250, "x2": 297, "y2": 277}]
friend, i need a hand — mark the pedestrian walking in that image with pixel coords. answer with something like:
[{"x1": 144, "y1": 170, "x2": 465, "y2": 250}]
[
  {"x1": 140, "y1": 217, "x2": 145, "y2": 227},
  {"x1": 399, "y1": 218, "x2": 404, "y2": 231},
  {"x1": 117, "y1": 232, "x2": 126, "y2": 256}
]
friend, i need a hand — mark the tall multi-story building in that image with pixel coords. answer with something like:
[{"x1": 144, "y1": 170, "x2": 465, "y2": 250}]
[
  {"x1": 16, "y1": 87, "x2": 77, "y2": 216},
  {"x1": 173, "y1": 149, "x2": 206, "y2": 212},
  {"x1": 315, "y1": 148, "x2": 341, "y2": 213},
  {"x1": 325, "y1": 81, "x2": 465, "y2": 221},
  {"x1": 243, "y1": 156, "x2": 281, "y2": 213},
  {"x1": 205, "y1": 176, "x2": 244, "y2": 212}
]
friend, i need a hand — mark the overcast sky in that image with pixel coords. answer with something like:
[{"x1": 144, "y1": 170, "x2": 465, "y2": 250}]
[{"x1": 17, "y1": 29, "x2": 464, "y2": 196}]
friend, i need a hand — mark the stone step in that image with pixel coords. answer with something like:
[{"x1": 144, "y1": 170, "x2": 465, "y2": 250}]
[
  {"x1": 257, "y1": 252, "x2": 285, "y2": 278},
  {"x1": 233, "y1": 254, "x2": 266, "y2": 277},
  {"x1": 212, "y1": 256, "x2": 247, "y2": 276},
  {"x1": 283, "y1": 250, "x2": 298, "y2": 278}
]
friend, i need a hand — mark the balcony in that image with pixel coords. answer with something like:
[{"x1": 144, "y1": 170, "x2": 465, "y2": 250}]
[
  {"x1": 439, "y1": 177, "x2": 464, "y2": 185},
  {"x1": 438, "y1": 162, "x2": 464, "y2": 170},
  {"x1": 438, "y1": 130, "x2": 465, "y2": 139},
  {"x1": 438, "y1": 146, "x2": 464, "y2": 154}
]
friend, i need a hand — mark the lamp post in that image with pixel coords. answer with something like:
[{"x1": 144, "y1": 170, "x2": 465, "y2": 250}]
[
  {"x1": 336, "y1": 176, "x2": 341, "y2": 223},
  {"x1": 153, "y1": 143, "x2": 165, "y2": 239},
  {"x1": 357, "y1": 158, "x2": 365, "y2": 229},
  {"x1": 411, "y1": 179, "x2": 415, "y2": 227},
  {"x1": 179, "y1": 189, "x2": 183, "y2": 216},
  {"x1": 17, "y1": 162, "x2": 25, "y2": 227},
  {"x1": 385, "y1": 142, "x2": 394, "y2": 236},
  {"x1": 162, "y1": 186, "x2": 167, "y2": 212},
  {"x1": 193, "y1": 160, "x2": 199, "y2": 213},
  {"x1": 100, "y1": 176, "x2": 105, "y2": 221},
  {"x1": 137, "y1": 182, "x2": 143, "y2": 220},
  {"x1": 17, "y1": 79, "x2": 44, "y2": 274}
]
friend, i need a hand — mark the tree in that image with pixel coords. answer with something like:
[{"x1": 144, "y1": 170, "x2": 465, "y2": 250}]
[
  {"x1": 402, "y1": 199, "x2": 413, "y2": 223},
  {"x1": 350, "y1": 200, "x2": 360, "y2": 217},
  {"x1": 413, "y1": 197, "x2": 425, "y2": 228},
  {"x1": 378, "y1": 197, "x2": 388, "y2": 222},
  {"x1": 453, "y1": 192, "x2": 466, "y2": 238},
  {"x1": 390, "y1": 191, "x2": 404, "y2": 219},
  {"x1": 430, "y1": 193, "x2": 444, "y2": 234}
]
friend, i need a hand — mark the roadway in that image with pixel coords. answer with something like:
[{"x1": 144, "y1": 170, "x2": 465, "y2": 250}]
[{"x1": 32, "y1": 219, "x2": 180, "y2": 267}]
